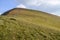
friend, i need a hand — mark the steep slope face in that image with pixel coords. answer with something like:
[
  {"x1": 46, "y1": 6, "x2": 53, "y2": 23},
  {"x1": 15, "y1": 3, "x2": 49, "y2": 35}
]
[{"x1": 1, "y1": 8, "x2": 60, "y2": 40}]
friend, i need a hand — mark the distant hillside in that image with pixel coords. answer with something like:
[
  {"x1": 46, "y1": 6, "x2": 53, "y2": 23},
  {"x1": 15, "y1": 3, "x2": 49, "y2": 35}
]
[
  {"x1": 0, "y1": 8, "x2": 60, "y2": 40},
  {"x1": 2, "y1": 8, "x2": 55, "y2": 16}
]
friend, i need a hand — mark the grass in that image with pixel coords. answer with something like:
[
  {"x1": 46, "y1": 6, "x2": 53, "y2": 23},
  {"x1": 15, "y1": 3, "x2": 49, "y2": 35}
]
[{"x1": 0, "y1": 8, "x2": 60, "y2": 40}]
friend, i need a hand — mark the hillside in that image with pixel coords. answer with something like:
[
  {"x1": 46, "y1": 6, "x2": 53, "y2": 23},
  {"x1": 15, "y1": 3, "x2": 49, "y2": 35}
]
[{"x1": 0, "y1": 8, "x2": 60, "y2": 40}]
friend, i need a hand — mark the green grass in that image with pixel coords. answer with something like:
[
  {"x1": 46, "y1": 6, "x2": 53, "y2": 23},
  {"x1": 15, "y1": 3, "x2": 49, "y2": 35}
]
[{"x1": 0, "y1": 8, "x2": 60, "y2": 40}]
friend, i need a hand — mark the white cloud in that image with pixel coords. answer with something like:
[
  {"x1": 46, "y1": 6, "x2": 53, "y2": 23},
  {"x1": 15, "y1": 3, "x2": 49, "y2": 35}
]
[
  {"x1": 51, "y1": 11, "x2": 60, "y2": 16},
  {"x1": 0, "y1": 13, "x2": 2, "y2": 15},
  {"x1": 51, "y1": 13, "x2": 60, "y2": 16},
  {"x1": 24, "y1": 0, "x2": 43, "y2": 6},
  {"x1": 51, "y1": 13, "x2": 57, "y2": 15},
  {"x1": 45, "y1": 0, "x2": 60, "y2": 5},
  {"x1": 16, "y1": 4, "x2": 26, "y2": 8},
  {"x1": 24, "y1": 0, "x2": 60, "y2": 6},
  {"x1": 24, "y1": 0, "x2": 42, "y2": 6}
]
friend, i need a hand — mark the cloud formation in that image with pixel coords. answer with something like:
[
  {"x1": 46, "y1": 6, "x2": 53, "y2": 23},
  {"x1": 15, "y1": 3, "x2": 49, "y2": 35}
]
[
  {"x1": 51, "y1": 11, "x2": 60, "y2": 16},
  {"x1": 23, "y1": 0, "x2": 42, "y2": 6},
  {"x1": 0, "y1": 13, "x2": 2, "y2": 15},
  {"x1": 46, "y1": 0, "x2": 60, "y2": 5},
  {"x1": 23, "y1": 0, "x2": 60, "y2": 6},
  {"x1": 16, "y1": 4, "x2": 26, "y2": 8}
]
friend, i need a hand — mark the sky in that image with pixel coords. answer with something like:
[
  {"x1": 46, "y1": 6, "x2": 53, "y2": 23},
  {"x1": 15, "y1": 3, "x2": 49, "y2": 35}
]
[{"x1": 0, "y1": 0, "x2": 60, "y2": 16}]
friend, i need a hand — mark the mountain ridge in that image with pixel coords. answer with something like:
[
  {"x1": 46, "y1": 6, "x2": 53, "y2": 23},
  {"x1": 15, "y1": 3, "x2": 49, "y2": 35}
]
[{"x1": 2, "y1": 8, "x2": 58, "y2": 16}]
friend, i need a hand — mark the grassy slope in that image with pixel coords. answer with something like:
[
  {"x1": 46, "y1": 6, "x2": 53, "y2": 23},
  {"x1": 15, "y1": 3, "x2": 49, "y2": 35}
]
[{"x1": 0, "y1": 8, "x2": 60, "y2": 40}]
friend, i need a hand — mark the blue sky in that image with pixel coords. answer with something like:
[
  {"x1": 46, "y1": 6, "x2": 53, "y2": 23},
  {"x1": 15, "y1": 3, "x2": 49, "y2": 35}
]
[{"x1": 0, "y1": 0, "x2": 60, "y2": 16}]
